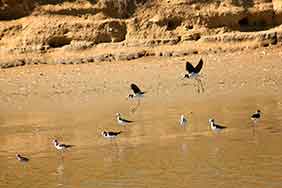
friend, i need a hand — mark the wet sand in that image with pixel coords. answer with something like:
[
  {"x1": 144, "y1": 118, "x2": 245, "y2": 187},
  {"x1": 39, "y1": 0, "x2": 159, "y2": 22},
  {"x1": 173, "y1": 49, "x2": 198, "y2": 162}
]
[{"x1": 1, "y1": 47, "x2": 282, "y2": 187}]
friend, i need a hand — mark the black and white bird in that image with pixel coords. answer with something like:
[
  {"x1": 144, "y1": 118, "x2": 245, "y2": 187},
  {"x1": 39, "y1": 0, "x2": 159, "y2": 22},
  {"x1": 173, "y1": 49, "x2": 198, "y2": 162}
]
[
  {"x1": 209, "y1": 119, "x2": 226, "y2": 133},
  {"x1": 116, "y1": 113, "x2": 133, "y2": 126},
  {"x1": 16, "y1": 154, "x2": 29, "y2": 162},
  {"x1": 101, "y1": 131, "x2": 122, "y2": 138},
  {"x1": 179, "y1": 115, "x2": 188, "y2": 127},
  {"x1": 251, "y1": 110, "x2": 261, "y2": 122},
  {"x1": 52, "y1": 139, "x2": 73, "y2": 152},
  {"x1": 128, "y1": 83, "x2": 145, "y2": 99},
  {"x1": 183, "y1": 59, "x2": 204, "y2": 79}
]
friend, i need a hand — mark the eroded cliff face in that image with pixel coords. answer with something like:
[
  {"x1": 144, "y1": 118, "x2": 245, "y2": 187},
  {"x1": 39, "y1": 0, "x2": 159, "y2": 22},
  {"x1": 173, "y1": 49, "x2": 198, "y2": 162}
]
[
  {"x1": 0, "y1": 0, "x2": 35, "y2": 20},
  {"x1": 0, "y1": 0, "x2": 282, "y2": 55}
]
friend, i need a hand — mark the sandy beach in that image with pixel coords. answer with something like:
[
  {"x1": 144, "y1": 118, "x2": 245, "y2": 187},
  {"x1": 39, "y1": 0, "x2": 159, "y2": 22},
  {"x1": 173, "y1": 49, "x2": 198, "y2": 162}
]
[
  {"x1": 1, "y1": 46, "x2": 282, "y2": 111},
  {"x1": 1, "y1": 46, "x2": 282, "y2": 188},
  {"x1": 2, "y1": 0, "x2": 282, "y2": 187}
]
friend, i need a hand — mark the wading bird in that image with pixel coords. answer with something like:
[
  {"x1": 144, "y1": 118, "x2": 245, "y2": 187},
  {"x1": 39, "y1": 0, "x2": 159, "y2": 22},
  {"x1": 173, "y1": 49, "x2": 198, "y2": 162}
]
[
  {"x1": 116, "y1": 113, "x2": 134, "y2": 126},
  {"x1": 179, "y1": 115, "x2": 188, "y2": 127},
  {"x1": 101, "y1": 131, "x2": 122, "y2": 139},
  {"x1": 209, "y1": 119, "x2": 226, "y2": 133},
  {"x1": 251, "y1": 110, "x2": 261, "y2": 122},
  {"x1": 52, "y1": 139, "x2": 73, "y2": 152},
  {"x1": 16, "y1": 154, "x2": 29, "y2": 163}
]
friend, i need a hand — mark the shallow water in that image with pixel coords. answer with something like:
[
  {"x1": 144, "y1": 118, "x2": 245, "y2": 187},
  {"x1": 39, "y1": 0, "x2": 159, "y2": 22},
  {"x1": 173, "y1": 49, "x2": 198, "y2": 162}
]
[
  {"x1": 1, "y1": 51, "x2": 282, "y2": 187},
  {"x1": 1, "y1": 91, "x2": 282, "y2": 188}
]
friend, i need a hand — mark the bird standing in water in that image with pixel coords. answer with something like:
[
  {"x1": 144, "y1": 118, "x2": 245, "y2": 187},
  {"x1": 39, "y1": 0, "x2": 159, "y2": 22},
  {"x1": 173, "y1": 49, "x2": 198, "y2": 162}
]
[
  {"x1": 251, "y1": 110, "x2": 261, "y2": 122},
  {"x1": 116, "y1": 113, "x2": 134, "y2": 126},
  {"x1": 101, "y1": 131, "x2": 122, "y2": 139},
  {"x1": 16, "y1": 154, "x2": 29, "y2": 163},
  {"x1": 52, "y1": 139, "x2": 73, "y2": 152},
  {"x1": 179, "y1": 115, "x2": 188, "y2": 127},
  {"x1": 209, "y1": 119, "x2": 226, "y2": 133}
]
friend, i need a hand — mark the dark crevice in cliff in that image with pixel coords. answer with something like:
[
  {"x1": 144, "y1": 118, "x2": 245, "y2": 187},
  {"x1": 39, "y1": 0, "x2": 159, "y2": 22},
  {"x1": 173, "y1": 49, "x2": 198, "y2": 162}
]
[
  {"x1": 238, "y1": 13, "x2": 277, "y2": 32},
  {"x1": 47, "y1": 36, "x2": 72, "y2": 48}
]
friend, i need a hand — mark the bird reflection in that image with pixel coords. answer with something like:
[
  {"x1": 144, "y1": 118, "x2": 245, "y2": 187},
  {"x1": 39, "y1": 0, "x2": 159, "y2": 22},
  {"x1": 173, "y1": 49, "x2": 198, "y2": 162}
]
[
  {"x1": 56, "y1": 163, "x2": 64, "y2": 176},
  {"x1": 55, "y1": 161, "x2": 67, "y2": 187}
]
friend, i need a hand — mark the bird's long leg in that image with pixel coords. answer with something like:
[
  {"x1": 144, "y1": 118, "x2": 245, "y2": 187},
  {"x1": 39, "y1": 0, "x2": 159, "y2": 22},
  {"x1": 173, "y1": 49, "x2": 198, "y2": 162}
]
[
  {"x1": 60, "y1": 151, "x2": 64, "y2": 161},
  {"x1": 181, "y1": 123, "x2": 187, "y2": 130},
  {"x1": 192, "y1": 79, "x2": 200, "y2": 93},
  {"x1": 108, "y1": 137, "x2": 118, "y2": 149},
  {"x1": 198, "y1": 75, "x2": 207, "y2": 92},
  {"x1": 252, "y1": 125, "x2": 256, "y2": 136},
  {"x1": 196, "y1": 82, "x2": 200, "y2": 93},
  {"x1": 113, "y1": 138, "x2": 118, "y2": 148},
  {"x1": 198, "y1": 78, "x2": 205, "y2": 93},
  {"x1": 252, "y1": 119, "x2": 258, "y2": 136},
  {"x1": 131, "y1": 99, "x2": 141, "y2": 113},
  {"x1": 194, "y1": 77, "x2": 205, "y2": 93}
]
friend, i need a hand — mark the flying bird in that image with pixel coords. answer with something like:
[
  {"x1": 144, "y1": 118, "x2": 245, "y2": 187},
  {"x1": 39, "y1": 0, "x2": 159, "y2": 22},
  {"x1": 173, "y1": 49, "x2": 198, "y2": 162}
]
[
  {"x1": 128, "y1": 83, "x2": 146, "y2": 99},
  {"x1": 128, "y1": 83, "x2": 146, "y2": 113},
  {"x1": 182, "y1": 59, "x2": 205, "y2": 93},
  {"x1": 183, "y1": 58, "x2": 203, "y2": 79}
]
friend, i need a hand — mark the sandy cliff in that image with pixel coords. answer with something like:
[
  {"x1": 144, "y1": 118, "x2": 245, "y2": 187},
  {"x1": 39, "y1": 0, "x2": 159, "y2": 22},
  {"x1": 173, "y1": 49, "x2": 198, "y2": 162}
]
[{"x1": 0, "y1": 0, "x2": 282, "y2": 67}]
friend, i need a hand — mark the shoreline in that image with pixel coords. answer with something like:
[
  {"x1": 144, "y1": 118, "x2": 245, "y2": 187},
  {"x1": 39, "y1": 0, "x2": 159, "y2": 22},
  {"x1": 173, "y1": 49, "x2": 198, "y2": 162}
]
[{"x1": 0, "y1": 41, "x2": 282, "y2": 69}]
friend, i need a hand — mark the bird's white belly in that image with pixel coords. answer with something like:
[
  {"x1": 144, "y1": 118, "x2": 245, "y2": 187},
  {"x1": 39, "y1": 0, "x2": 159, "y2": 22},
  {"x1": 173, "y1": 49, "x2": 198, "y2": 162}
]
[
  {"x1": 135, "y1": 93, "x2": 144, "y2": 98},
  {"x1": 211, "y1": 125, "x2": 220, "y2": 132},
  {"x1": 180, "y1": 119, "x2": 187, "y2": 126},
  {"x1": 189, "y1": 73, "x2": 198, "y2": 79},
  {"x1": 105, "y1": 135, "x2": 116, "y2": 138},
  {"x1": 56, "y1": 145, "x2": 64, "y2": 150},
  {"x1": 118, "y1": 119, "x2": 126, "y2": 125}
]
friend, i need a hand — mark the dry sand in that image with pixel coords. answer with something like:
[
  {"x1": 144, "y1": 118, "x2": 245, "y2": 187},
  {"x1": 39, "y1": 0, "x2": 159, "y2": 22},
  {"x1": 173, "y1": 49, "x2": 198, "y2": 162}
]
[{"x1": 0, "y1": 46, "x2": 282, "y2": 114}]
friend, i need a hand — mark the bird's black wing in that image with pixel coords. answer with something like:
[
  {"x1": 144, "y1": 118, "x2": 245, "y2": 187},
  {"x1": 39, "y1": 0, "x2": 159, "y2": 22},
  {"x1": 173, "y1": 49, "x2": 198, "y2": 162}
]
[
  {"x1": 216, "y1": 124, "x2": 226, "y2": 129},
  {"x1": 120, "y1": 117, "x2": 133, "y2": 123},
  {"x1": 22, "y1": 157, "x2": 29, "y2": 162},
  {"x1": 251, "y1": 114, "x2": 260, "y2": 119},
  {"x1": 60, "y1": 144, "x2": 74, "y2": 148},
  {"x1": 194, "y1": 58, "x2": 203, "y2": 73},
  {"x1": 108, "y1": 131, "x2": 122, "y2": 136},
  {"x1": 18, "y1": 156, "x2": 29, "y2": 162},
  {"x1": 186, "y1": 62, "x2": 196, "y2": 73},
  {"x1": 131, "y1": 83, "x2": 142, "y2": 94}
]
